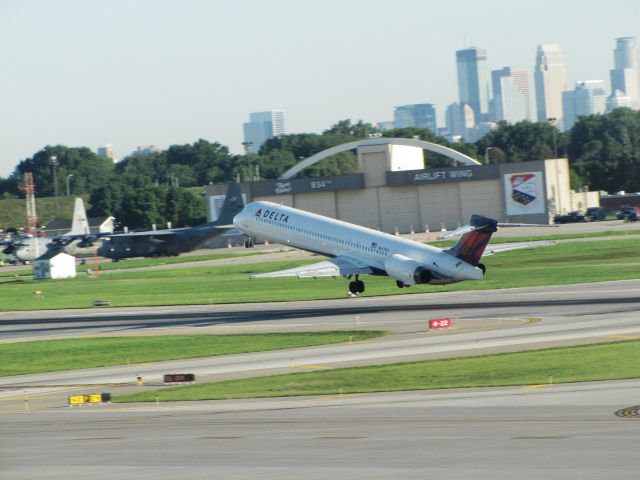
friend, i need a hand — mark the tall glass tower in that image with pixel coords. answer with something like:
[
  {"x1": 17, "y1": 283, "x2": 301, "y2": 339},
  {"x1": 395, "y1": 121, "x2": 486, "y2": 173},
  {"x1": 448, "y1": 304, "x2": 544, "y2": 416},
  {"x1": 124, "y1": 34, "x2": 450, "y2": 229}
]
[
  {"x1": 562, "y1": 80, "x2": 607, "y2": 131},
  {"x1": 393, "y1": 104, "x2": 437, "y2": 133},
  {"x1": 609, "y1": 37, "x2": 639, "y2": 108},
  {"x1": 242, "y1": 110, "x2": 285, "y2": 154},
  {"x1": 534, "y1": 44, "x2": 568, "y2": 125},
  {"x1": 491, "y1": 67, "x2": 530, "y2": 123},
  {"x1": 456, "y1": 48, "x2": 491, "y2": 124}
]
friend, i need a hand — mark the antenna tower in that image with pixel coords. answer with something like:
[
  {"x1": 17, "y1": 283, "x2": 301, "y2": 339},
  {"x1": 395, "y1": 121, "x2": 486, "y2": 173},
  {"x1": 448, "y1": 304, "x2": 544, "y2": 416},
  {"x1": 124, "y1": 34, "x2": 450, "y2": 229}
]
[{"x1": 19, "y1": 172, "x2": 38, "y2": 235}]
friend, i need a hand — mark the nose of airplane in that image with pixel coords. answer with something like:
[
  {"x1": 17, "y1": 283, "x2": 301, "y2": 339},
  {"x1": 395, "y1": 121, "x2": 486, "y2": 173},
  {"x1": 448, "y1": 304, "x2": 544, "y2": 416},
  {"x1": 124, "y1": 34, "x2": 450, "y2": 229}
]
[{"x1": 233, "y1": 206, "x2": 249, "y2": 229}]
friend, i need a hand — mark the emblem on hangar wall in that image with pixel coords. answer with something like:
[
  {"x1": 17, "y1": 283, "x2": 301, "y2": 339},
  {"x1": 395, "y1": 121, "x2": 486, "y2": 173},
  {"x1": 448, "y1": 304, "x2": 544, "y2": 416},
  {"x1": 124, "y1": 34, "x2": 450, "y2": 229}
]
[
  {"x1": 503, "y1": 172, "x2": 544, "y2": 215},
  {"x1": 510, "y1": 173, "x2": 537, "y2": 205}
]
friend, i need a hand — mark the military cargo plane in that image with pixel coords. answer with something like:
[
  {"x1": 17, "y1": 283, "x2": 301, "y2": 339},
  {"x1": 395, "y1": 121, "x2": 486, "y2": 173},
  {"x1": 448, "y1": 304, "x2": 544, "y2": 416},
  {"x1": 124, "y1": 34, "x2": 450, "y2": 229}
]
[
  {"x1": 96, "y1": 183, "x2": 244, "y2": 260},
  {"x1": 1, "y1": 198, "x2": 93, "y2": 263}
]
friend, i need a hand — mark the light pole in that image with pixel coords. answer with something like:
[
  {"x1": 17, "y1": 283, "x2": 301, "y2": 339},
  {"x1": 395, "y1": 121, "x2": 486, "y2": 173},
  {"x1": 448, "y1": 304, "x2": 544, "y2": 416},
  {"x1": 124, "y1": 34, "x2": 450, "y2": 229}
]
[
  {"x1": 484, "y1": 147, "x2": 494, "y2": 164},
  {"x1": 66, "y1": 174, "x2": 74, "y2": 196},
  {"x1": 49, "y1": 155, "x2": 60, "y2": 215}
]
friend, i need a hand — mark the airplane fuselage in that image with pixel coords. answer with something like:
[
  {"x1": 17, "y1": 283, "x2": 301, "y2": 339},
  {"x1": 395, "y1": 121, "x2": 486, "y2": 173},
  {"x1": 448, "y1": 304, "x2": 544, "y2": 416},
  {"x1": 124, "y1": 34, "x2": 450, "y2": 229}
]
[
  {"x1": 96, "y1": 226, "x2": 223, "y2": 259},
  {"x1": 234, "y1": 201, "x2": 482, "y2": 284}
]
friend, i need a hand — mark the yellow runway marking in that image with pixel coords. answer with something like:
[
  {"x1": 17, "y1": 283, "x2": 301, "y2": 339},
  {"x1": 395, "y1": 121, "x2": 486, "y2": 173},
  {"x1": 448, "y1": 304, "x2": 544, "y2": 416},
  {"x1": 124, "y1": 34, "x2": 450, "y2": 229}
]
[{"x1": 524, "y1": 384, "x2": 551, "y2": 390}]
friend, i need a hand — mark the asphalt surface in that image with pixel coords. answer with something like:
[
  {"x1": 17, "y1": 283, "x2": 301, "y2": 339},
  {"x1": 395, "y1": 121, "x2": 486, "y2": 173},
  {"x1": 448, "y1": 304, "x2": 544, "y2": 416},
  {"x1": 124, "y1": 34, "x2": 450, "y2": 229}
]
[
  {"x1": 2, "y1": 252, "x2": 640, "y2": 477},
  {"x1": 2, "y1": 380, "x2": 639, "y2": 479}
]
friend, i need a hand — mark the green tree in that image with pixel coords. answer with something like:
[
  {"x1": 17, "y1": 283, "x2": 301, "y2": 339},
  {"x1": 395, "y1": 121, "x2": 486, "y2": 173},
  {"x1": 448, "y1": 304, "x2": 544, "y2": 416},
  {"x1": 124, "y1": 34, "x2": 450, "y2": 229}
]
[
  {"x1": 323, "y1": 119, "x2": 380, "y2": 138},
  {"x1": 13, "y1": 145, "x2": 114, "y2": 197},
  {"x1": 0, "y1": 176, "x2": 19, "y2": 198},
  {"x1": 166, "y1": 139, "x2": 237, "y2": 185},
  {"x1": 567, "y1": 108, "x2": 640, "y2": 193},
  {"x1": 474, "y1": 120, "x2": 563, "y2": 163}
]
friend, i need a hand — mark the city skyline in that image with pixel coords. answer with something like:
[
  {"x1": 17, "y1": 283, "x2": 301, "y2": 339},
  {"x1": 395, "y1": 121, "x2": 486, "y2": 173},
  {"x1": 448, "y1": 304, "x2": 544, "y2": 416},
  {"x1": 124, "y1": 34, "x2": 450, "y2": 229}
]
[{"x1": 1, "y1": 0, "x2": 639, "y2": 176}]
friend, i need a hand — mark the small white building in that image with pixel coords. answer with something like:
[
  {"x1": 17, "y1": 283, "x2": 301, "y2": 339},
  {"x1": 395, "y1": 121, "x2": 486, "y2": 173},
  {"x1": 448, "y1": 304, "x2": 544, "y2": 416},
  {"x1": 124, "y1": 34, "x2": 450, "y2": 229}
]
[{"x1": 33, "y1": 252, "x2": 77, "y2": 280}]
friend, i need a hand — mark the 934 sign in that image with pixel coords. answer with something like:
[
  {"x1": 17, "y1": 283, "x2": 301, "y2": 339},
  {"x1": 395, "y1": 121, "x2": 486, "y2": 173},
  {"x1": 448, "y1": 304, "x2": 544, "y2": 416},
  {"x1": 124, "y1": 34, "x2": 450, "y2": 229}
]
[{"x1": 310, "y1": 180, "x2": 332, "y2": 190}]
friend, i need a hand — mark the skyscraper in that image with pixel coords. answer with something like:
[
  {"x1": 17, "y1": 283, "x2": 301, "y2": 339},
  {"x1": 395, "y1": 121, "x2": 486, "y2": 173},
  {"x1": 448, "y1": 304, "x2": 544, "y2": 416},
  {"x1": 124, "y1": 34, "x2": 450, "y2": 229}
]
[
  {"x1": 606, "y1": 90, "x2": 633, "y2": 112},
  {"x1": 534, "y1": 44, "x2": 568, "y2": 125},
  {"x1": 609, "y1": 37, "x2": 639, "y2": 108},
  {"x1": 562, "y1": 80, "x2": 607, "y2": 131},
  {"x1": 242, "y1": 110, "x2": 285, "y2": 153},
  {"x1": 456, "y1": 47, "x2": 491, "y2": 124},
  {"x1": 445, "y1": 102, "x2": 475, "y2": 140},
  {"x1": 97, "y1": 145, "x2": 114, "y2": 159},
  {"x1": 491, "y1": 67, "x2": 530, "y2": 123},
  {"x1": 393, "y1": 104, "x2": 437, "y2": 133}
]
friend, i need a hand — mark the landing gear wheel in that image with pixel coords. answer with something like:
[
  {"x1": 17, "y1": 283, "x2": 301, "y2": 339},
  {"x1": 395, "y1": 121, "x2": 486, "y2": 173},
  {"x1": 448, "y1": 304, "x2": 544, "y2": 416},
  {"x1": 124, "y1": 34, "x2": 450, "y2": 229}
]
[
  {"x1": 348, "y1": 280, "x2": 365, "y2": 295},
  {"x1": 478, "y1": 263, "x2": 486, "y2": 275},
  {"x1": 244, "y1": 236, "x2": 254, "y2": 249},
  {"x1": 396, "y1": 280, "x2": 405, "y2": 289}
]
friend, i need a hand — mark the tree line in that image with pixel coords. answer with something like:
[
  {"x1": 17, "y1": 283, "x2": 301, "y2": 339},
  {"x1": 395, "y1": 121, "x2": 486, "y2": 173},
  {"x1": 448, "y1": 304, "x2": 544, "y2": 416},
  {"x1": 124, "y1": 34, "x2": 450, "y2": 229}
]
[{"x1": 1, "y1": 109, "x2": 639, "y2": 229}]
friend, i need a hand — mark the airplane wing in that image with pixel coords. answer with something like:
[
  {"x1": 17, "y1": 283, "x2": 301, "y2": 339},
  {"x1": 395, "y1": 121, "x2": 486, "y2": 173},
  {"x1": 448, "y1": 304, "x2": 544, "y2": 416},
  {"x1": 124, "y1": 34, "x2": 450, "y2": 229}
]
[
  {"x1": 483, "y1": 240, "x2": 556, "y2": 256},
  {"x1": 50, "y1": 232, "x2": 110, "y2": 247},
  {"x1": 250, "y1": 256, "x2": 373, "y2": 279}
]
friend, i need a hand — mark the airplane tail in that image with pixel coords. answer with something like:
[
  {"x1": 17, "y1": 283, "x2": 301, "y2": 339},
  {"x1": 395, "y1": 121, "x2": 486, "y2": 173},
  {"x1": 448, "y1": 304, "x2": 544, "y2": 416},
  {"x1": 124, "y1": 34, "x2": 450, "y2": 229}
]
[
  {"x1": 446, "y1": 215, "x2": 498, "y2": 266},
  {"x1": 68, "y1": 198, "x2": 90, "y2": 235},
  {"x1": 209, "y1": 183, "x2": 245, "y2": 227}
]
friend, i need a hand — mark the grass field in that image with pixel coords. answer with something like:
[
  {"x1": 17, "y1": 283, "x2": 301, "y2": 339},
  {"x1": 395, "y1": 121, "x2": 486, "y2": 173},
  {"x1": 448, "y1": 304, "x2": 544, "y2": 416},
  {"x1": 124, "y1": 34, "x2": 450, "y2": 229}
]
[
  {"x1": 0, "y1": 331, "x2": 386, "y2": 376},
  {"x1": 1, "y1": 238, "x2": 640, "y2": 311},
  {"x1": 114, "y1": 340, "x2": 640, "y2": 402},
  {"x1": 0, "y1": 250, "x2": 263, "y2": 277}
]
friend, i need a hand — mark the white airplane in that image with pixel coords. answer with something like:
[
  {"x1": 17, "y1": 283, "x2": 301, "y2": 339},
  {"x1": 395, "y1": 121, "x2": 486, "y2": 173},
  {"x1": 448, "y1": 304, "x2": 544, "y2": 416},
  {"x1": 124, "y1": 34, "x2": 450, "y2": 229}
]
[
  {"x1": 233, "y1": 201, "x2": 554, "y2": 295},
  {"x1": 2, "y1": 198, "x2": 93, "y2": 262}
]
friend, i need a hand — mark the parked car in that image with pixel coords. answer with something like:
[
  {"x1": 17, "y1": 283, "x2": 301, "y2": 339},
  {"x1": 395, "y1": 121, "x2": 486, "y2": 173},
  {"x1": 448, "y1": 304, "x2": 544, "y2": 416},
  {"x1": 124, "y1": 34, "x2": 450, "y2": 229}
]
[
  {"x1": 585, "y1": 207, "x2": 607, "y2": 221},
  {"x1": 553, "y1": 211, "x2": 586, "y2": 224},
  {"x1": 615, "y1": 206, "x2": 640, "y2": 221}
]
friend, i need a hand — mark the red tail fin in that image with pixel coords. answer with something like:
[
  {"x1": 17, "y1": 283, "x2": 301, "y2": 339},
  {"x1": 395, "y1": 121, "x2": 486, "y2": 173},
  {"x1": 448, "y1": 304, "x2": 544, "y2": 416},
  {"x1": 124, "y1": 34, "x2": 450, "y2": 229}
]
[{"x1": 446, "y1": 215, "x2": 498, "y2": 266}]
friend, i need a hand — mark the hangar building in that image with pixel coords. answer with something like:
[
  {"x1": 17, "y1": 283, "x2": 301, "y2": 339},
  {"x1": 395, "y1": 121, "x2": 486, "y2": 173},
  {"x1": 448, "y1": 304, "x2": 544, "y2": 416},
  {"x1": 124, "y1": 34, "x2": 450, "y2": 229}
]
[{"x1": 206, "y1": 138, "x2": 592, "y2": 234}]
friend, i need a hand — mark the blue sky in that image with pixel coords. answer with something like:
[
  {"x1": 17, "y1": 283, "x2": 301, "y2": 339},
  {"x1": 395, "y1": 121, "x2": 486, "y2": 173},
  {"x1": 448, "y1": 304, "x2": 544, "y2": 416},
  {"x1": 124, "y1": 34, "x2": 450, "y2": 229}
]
[{"x1": 1, "y1": 0, "x2": 638, "y2": 177}]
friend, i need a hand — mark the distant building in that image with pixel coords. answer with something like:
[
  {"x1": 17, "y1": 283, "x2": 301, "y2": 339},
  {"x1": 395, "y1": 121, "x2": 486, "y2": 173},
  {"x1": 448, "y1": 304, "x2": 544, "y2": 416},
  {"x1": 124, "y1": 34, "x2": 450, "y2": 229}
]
[
  {"x1": 445, "y1": 102, "x2": 475, "y2": 140},
  {"x1": 607, "y1": 89, "x2": 634, "y2": 112},
  {"x1": 456, "y1": 47, "x2": 491, "y2": 124},
  {"x1": 609, "y1": 37, "x2": 639, "y2": 108},
  {"x1": 376, "y1": 121, "x2": 396, "y2": 131},
  {"x1": 562, "y1": 80, "x2": 607, "y2": 130},
  {"x1": 44, "y1": 216, "x2": 115, "y2": 238},
  {"x1": 534, "y1": 44, "x2": 568, "y2": 126},
  {"x1": 393, "y1": 104, "x2": 437, "y2": 133},
  {"x1": 242, "y1": 110, "x2": 285, "y2": 154},
  {"x1": 33, "y1": 251, "x2": 76, "y2": 280},
  {"x1": 491, "y1": 67, "x2": 530, "y2": 123},
  {"x1": 97, "y1": 145, "x2": 114, "y2": 159}
]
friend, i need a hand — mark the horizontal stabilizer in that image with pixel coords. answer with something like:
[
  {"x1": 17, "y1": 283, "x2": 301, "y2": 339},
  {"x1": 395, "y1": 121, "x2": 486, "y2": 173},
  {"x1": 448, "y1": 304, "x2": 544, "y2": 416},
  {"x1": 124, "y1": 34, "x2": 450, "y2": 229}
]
[{"x1": 483, "y1": 240, "x2": 556, "y2": 256}]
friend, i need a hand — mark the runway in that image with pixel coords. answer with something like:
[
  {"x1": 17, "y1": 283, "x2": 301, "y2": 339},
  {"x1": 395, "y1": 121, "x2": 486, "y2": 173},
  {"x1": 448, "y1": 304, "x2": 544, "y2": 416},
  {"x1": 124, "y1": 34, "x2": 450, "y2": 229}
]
[
  {"x1": 2, "y1": 380, "x2": 639, "y2": 479},
  {"x1": 2, "y1": 279, "x2": 640, "y2": 397},
  {"x1": 1, "y1": 280, "x2": 640, "y2": 478}
]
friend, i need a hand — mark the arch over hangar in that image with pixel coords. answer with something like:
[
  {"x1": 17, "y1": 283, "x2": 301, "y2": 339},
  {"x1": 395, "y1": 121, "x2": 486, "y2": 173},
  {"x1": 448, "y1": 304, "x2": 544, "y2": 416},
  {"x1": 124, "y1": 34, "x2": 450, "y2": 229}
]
[{"x1": 278, "y1": 137, "x2": 481, "y2": 180}]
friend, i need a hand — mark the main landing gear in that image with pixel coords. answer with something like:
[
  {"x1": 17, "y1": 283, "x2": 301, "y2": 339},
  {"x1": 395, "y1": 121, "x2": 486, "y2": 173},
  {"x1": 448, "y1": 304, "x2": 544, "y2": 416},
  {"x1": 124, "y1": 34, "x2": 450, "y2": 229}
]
[
  {"x1": 348, "y1": 275, "x2": 365, "y2": 296},
  {"x1": 243, "y1": 236, "x2": 254, "y2": 248}
]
